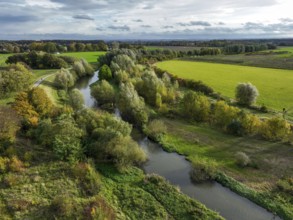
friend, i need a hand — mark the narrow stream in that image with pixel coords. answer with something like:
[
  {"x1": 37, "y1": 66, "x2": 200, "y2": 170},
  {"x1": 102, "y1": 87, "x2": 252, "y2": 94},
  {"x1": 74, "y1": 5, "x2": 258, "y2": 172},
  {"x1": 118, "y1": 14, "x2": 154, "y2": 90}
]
[{"x1": 76, "y1": 70, "x2": 281, "y2": 220}]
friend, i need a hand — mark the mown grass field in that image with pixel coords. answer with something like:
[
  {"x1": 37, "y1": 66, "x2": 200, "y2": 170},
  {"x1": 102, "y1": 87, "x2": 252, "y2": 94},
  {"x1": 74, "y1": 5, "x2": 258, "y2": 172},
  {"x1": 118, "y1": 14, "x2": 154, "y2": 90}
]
[
  {"x1": 60, "y1": 51, "x2": 106, "y2": 63},
  {"x1": 157, "y1": 60, "x2": 293, "y2": 111}
]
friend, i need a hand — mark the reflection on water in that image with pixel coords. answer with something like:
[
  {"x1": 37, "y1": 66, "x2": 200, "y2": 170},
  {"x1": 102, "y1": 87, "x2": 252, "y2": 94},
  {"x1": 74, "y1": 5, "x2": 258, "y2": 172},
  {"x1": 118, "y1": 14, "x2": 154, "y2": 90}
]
[
  {"x1": 75, "y1": 70, "x2": 99, "y2": 108},
  {"x1": 140, "y1": 137, "x2": 280, "y2": 220}
]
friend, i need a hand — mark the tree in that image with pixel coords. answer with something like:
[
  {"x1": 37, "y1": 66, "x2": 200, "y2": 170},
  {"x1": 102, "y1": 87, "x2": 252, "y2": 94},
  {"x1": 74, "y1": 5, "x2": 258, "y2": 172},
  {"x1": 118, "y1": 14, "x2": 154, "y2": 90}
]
[
  {"x1": 90, "y1": 80, "x2": 115, "y2": 105},
  {"x1": 99, "y1": 64, "x2": 112, "y2": 81},
  {"x1": 212, "y1": 101, "x2": 240, "y2": 130},
  {"x1": 182, "y1": 91, "x2": 210, "y2": 122},
  {"x1": 29, "y1": 88, "x2": 54, "y2": 117},
  {"x1": 0, "y1": 106, "x2": 20, "y2": 148},
  {"x1": 54, "y1": 69, "x2": 75, "y2": 90},
  {"x1": 235, "y1": 82, "x2": 259, "y2": 106},
  {"x1": 0, "y1": 63, "x2": 33, "y2": 98},
  {"x1": 68, "y1": 89, "x2": 84, "y2": 110},
  {"x1": 118, "y1": 82, "x2": 148, "y2": 127},
  {"x1": 52, "y1": 116, "x2": 84, "y2": 163}
]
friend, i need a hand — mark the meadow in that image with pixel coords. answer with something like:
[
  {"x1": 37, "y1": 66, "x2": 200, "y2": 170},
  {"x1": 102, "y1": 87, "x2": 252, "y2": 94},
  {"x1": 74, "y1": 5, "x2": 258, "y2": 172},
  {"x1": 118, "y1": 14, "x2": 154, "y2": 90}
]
[
  {"x1": 60, "y1": 51, "x2": 106, "y2": 63},
  {"x1": 157, "y1": 60, "x2": 293, "y2": 111}
]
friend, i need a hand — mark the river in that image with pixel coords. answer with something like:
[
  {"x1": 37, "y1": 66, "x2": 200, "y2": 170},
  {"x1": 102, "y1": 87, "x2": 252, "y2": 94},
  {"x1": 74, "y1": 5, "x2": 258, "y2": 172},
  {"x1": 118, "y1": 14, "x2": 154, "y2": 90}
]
[{"x1": 75, "y1": 70, "x2": 280, "y2": 220}]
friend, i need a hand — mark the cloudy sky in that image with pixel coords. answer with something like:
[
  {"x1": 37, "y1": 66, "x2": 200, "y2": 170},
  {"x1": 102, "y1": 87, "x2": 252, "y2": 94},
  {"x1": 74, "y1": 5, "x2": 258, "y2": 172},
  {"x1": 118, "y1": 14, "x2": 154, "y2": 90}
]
[{"x1": 0, "y1": 0, "x2": 293, "y2": 40}]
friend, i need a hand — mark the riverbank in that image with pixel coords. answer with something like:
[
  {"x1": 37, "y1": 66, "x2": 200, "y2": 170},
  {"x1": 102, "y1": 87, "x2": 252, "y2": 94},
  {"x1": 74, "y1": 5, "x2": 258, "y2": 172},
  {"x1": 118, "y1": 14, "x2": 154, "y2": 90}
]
[{"x1": 153, "y1": 117, "x2": 292, "y2": 219}]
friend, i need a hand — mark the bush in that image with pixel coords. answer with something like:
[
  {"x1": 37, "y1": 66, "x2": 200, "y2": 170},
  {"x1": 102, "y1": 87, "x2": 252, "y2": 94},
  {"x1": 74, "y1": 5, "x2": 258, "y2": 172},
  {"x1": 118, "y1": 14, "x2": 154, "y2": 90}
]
[
  {"x1": 259, "y1": 117, "x2": 291, "y2": 141},
  {"x1": 54, "y1": 68, "x2": 75, "y2": 90},
  {"x1": 190, "y1": 157, "x2": 217, "y2": 183},
  {"x1": 182, "y1": 91, "x2": 210, "y2": 122},
  {"x1": 235, "y1": 82, "x2": 259, "y2": 106},
  {"x1": 235, "y1": 152, "x2": 251, "y2": 167},
  {"x1": 9, "y1": 156, "x2": 25, "y2": 172},
  {"x1": 51, "y1": 195, "x2": 75, "y2": 218},
  {"x1": 144, "y1": 119, "x2": 167, "y2": 140},
  {"x1": 72, "y1": 162, "x2": 102, "y2": 196},
  {"x1": 68, "y1": 89, "x2": 84, "y2": 110}
]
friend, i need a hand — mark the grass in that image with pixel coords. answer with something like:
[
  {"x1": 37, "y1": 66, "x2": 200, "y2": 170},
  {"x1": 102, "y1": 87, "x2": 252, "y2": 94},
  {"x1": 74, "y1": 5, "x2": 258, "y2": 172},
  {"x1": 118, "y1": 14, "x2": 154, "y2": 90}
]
[
  {"x1": 0, "y1": 140, "x2": 223, "y2": 220},
  {"x1": 157, "y1": 60, "x2": 293, "y2": 111},
  {"x1": 60, "y1": 51, "x2": 106, "y2": 64},
  {"x1": 0, "y1": 54, "x2": 11, "y2": 67},
  {"x1": 155, "y1": 117, "x2": 293, "y2": 219}
]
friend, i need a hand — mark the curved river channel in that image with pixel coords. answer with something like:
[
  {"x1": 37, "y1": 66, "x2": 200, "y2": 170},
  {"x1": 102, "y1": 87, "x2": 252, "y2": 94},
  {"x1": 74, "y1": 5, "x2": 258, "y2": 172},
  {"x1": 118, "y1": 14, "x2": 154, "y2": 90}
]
[{"x1": 75, "y1": 71, "x2": 280, "y2": 220}]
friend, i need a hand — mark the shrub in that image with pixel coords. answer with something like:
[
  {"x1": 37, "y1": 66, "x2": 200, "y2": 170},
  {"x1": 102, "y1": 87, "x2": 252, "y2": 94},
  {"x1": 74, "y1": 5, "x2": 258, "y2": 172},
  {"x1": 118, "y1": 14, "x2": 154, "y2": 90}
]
[
  {"x1": 72, "y1": 162, "x2": 102, "y2": 196},
  {"x1": 68, "y1": 89, "x2": 84, "y2": 110},
  {"x1": 144, "y1": 119, "x2": 167, "y2": 140},
  {"x1": 235, "y1": 82, "x2": 259, "y2": 106},
  {"x1": 259, "y1": 117, "x2": 291, "y2": 141},
  {"x1": 276, "y1": 177, "x2": 293, "y2": 196},
  {"x1": 190, "y1": 157, "x2": 217, "y2": 183},
  {"x1": 51, "y1": 195, "x2": 75, "y2": 218},
  {"x1": 235, "y1": 152, "x2": 251, "y2": 167},
  {"x1": 182, "y1": 91, "x2": 210, "y2": 122},
  {"x1": 9, "y1": 156, "x2": 25, "y2": 172},
  {"x1": 0, "y1": 157, "x2": 9, "y2": 173}
]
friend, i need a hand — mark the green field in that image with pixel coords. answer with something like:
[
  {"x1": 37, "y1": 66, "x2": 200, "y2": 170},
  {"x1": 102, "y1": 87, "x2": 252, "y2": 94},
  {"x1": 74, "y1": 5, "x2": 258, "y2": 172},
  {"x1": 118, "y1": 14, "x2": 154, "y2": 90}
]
[
  {"x1": 60, "y1": 51, "x2": 106, "y2": 63},
  {"x1": 157, "y1": 60, "x2": 293, "y2": 111},
  {"x1": 0, "y1": 54, "x2": 11, "y2": 67}
]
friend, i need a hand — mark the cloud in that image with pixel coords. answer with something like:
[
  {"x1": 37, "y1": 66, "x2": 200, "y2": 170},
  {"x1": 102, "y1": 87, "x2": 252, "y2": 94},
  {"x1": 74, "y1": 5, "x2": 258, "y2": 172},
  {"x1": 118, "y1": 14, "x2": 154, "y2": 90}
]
[
  {"x1": 217, "y1": 22, "x2": 225, "y2": 25},
  {"x1": 162, "y1": 25, "x2": 174, "y2": 29},
  {"x1": 96, "y1": 27, "x2": 104, "y2": 31},
  {"x1": 72, "y1": 14, "x2": 94, "y2": 21},
  {"x1": 141, "y1": 25, "x2": 151, "y2": 28},
  {"x1": 0, "y1": 15, "x2": 37, "y2": 23},
  {"x1": 133, "y1": 19, "x2": 143, "y2": 22},
  {"x1": 177, "y1": 21, "x2": 211, "y2": 27},
  {"x1": 280, "y1": 18, "x2": 293, "y2": 23},
  {"x1": 108, "y1": 25, "x2": 130, "y2": 31}
]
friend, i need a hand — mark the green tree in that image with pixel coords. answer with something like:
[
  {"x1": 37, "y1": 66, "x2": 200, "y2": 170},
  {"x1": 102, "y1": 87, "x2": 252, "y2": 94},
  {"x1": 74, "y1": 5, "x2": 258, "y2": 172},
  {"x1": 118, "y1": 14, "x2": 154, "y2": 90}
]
[
  {"x1": 52, "y1": 116, "x2": 84, "y2": 162},
  {"x1": 99, "y1": 64, "x2": 112, "y2": 81},
  {"x1": 235, "y1": 82, "x2": 259, "y2": 106},
  {"x1": 182, "y1": 91, "x2": 210, "y2": 122},
  {"x1": 118, "y1": 82, "x2": 148, "y2": 127},
  {"x1": 90, "y1": 80, "x2": 115, "y2": 105},
  {"x1": 54, "y1": 69, "x2": 75, "y2": 91},
  {"x1": 68, "y1": 89, "x2": 84, "y2": 110}
]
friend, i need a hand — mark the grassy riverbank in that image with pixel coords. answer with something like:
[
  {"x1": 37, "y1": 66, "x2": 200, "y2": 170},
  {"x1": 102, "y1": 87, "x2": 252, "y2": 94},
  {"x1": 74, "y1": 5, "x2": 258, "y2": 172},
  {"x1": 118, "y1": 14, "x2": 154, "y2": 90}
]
[{"x1": 155, "y1": 118, "x2": 293, "y2": 219}]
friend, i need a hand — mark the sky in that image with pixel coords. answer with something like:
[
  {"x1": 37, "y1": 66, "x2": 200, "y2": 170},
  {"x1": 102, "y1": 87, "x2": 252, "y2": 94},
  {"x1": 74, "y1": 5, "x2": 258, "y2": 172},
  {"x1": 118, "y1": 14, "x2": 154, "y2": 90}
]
[{"x1": 0, "y1": 0, "x2": 293, "y2": 40}]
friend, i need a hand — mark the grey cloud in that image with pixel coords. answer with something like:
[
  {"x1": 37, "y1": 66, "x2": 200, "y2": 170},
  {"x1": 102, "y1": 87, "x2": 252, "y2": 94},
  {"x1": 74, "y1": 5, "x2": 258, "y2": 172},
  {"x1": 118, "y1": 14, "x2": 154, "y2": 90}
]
[
  {"x1": 108, "y1": 25, "x2": 130, "y2": 31},
  {"x1": 73, "y1": 14, "x2": 94, "y2": 21},
  {"x1": 141, "y1": 25, "x2": 151, "y2": 28},
  {"x1": 143, "y1": 5, "x2": 154, "y2": 10},
  {"x1": 280, "y1": 18, "x2": 293, "y2": 23},
  {"x1": 96, "y1": 27, "x2": 104, "y2": 31},
  {"x1": 162, "y1": 25, "x2": 174, "y2": 29},
  {"x1": 218, "y1": 22, "x2": 225, "y2": 25},
  {"x1": 177, "y1": 21, "x2": 211, "y2": 27},
  {"x1": 0, "y1": 15, "x2": 37, "y2": 23},
  {"x1": 133, "y1": 19, "x2": 143, "y2": 22}
]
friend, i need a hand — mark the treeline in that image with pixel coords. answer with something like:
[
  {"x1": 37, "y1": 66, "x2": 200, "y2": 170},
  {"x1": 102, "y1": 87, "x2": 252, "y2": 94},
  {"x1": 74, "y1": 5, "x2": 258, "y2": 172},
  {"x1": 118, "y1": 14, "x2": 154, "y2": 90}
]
[
  {"x1": 223, "y1": 44, "x2": 277, "y2": 54},
  {"x1": 0, "y1": 40, "x2": 108, "y2": 54}
]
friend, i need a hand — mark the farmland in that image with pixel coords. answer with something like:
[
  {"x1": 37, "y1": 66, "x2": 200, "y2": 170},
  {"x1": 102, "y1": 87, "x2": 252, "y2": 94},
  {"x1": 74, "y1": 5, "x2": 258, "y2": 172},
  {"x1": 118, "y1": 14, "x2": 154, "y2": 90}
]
[
  {"x1": 60, "y1": 51, "x2": 106, "y2": 63},
  {"x1": 157, "y1": 60, "x2": 293, "y2": 111}
]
